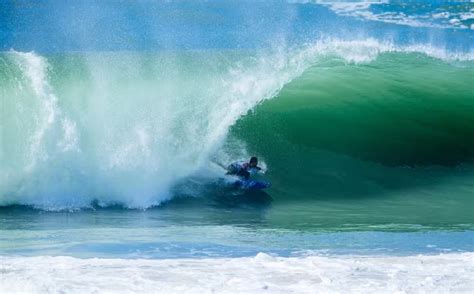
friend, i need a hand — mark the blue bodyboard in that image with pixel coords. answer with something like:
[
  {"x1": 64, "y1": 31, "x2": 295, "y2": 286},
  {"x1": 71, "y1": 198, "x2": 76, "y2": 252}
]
[{"x1": 233, "y1": 179, "x2": 271, "y2": 190}]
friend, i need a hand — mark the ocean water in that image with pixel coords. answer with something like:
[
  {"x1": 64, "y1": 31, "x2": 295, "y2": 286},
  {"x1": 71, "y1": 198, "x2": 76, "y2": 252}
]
[{"x1": 1, "y1": 1, "x2": 474, "y2": 293}]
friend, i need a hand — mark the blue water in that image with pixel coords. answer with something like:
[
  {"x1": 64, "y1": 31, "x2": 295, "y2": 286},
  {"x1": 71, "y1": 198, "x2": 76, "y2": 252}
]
[{"x1": 1, "y1": 206, "x2": 473, "y2": 259}]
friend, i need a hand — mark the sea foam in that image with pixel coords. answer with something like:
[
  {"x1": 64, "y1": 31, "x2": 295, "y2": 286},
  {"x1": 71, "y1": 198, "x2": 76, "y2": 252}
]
[{"x1": 2, "y1": 253, "x2": 473, "y2": 293}]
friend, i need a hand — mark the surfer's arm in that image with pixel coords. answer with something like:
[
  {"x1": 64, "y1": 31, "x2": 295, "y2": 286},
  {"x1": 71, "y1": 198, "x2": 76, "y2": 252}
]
[{"x1": 248, "y1": 166, "x2": 265, "y2": 175}]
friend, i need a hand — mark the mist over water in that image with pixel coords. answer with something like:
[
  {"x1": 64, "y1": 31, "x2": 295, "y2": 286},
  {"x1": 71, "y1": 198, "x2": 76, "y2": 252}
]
[{"x1": 1, "y1": 46, "x2": 313, "y2": 208}]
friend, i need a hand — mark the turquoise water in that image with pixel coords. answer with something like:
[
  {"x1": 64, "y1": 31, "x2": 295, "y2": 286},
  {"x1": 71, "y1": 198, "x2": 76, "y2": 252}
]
[
  {"x1": 1, "y1": 206, "x2": 473, "y2": 259},
  {"x1": 1, "y1": 1, "x2": 473, "y2": 261}
]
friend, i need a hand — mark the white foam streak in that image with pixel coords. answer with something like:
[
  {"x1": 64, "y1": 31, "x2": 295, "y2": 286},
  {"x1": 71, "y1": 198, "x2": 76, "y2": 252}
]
[
  {"x1": 2, "y1": 253, "x2": 473, "y2": 293},
  {"x1": 12, "y1": 51, "x2": 80, "y2": 171},
  {"x1": 14, "y1": 52, "x2": 57, "y2": 170}
]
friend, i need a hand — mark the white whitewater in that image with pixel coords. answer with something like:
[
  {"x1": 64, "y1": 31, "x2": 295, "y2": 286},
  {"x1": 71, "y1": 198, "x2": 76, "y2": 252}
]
[{"x1": 2, "y1": 253, "x2": 473, "y2": 293}]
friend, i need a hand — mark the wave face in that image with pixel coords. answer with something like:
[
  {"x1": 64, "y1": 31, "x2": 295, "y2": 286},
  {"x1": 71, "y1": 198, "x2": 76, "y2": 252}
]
[
  {"x1": 1, "y1": 1, "x2": 473, "y2": 210},
  {"x1": 229, "y1": 50, "x2": 474, "y2": 203},
  {"x1": 233, "y1": 52, "x2": 474, "y2": 168}
]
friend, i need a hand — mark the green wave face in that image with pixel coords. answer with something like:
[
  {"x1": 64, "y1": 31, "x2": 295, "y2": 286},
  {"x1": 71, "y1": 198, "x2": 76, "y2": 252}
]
[
  {"x1": 234, "y1": 53, "x2": 474, "y2": 167},
  {"x1": 229, "y1": 53, "x2": 474, "y2": 227}
]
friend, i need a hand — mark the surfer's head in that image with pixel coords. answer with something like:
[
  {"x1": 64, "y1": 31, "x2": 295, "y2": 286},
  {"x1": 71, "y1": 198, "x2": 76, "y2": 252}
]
[{"x1": 249, "y1": 156, "x2": 258, "y2": 168}]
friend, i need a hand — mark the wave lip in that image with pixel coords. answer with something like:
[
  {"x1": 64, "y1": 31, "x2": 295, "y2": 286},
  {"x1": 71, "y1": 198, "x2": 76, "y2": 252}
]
[{"x1": 2, "y1": 253, "x2": 473, "y2": 293}]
